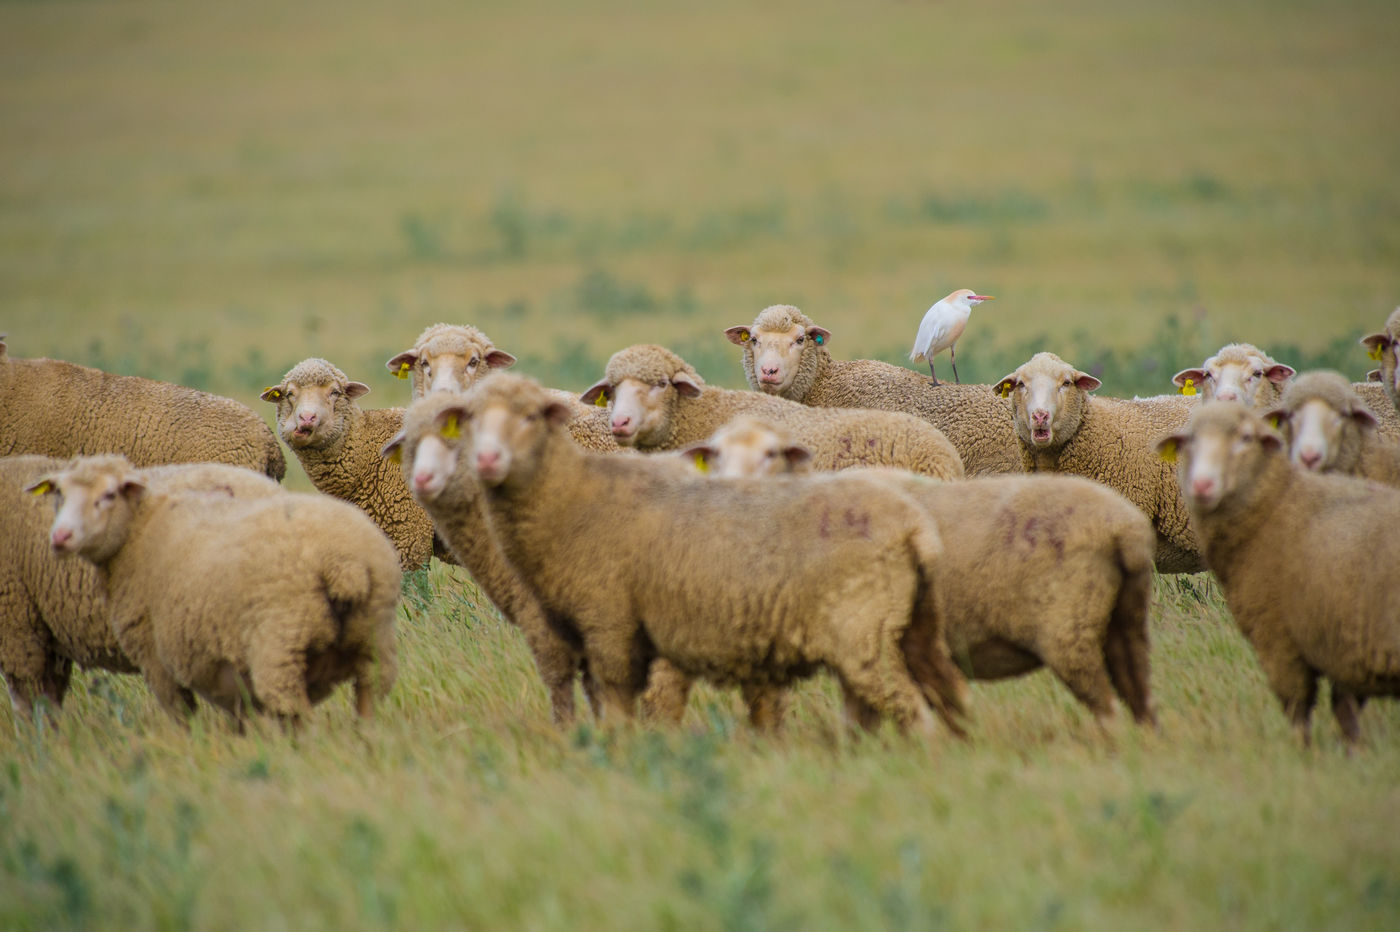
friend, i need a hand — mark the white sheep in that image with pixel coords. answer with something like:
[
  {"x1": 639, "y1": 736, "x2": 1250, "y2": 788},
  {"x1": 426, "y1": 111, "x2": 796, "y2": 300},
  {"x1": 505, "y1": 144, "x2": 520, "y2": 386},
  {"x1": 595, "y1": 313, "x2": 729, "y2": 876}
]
[
  {"x1": 1171, "y1": 342, "x2": 1295, "y2": 407},
  {"x1": 1157, "y1": 402, "x2": 1400, "y2": 747},
  {"x1": 31, "y1": 456, "x2": 400, "y2": 726},
  {"x1": 1264, "y1": 370, "x2": 1400, "y2": 487}
]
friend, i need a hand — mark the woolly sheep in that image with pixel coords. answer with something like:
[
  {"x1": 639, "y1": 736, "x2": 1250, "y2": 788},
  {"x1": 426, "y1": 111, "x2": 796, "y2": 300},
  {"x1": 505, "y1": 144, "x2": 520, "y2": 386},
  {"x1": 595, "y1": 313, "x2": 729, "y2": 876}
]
[
  {"x1": 1360, "y1": 307, "x2": 1400, "y2": 416},
  {"x1": 381, "y1": 392, "x2": 594, "y2": 724},
  {"x1": 4, "y1": 455, "x2": 284, "y2": 720},
  {"x1": 1264, "y1": 370, "x2": 1400, "y2": 487},
  {"x1": 0, "y1": 336, "x2": 285, "y2": 480},
  {"x1": 1157, "y1": 403, "x2": 1400, "y2": 747},
  {"x1": 385, "y1": 323, "x2": 618, "y2": 452},
  {"x1": 1171, "y1": 342, "x2": 1295, "y2": 407},
  {"x1": 686, "y1": 418, "x2": 1158, "y2": 726},
  {"x1": 460, "y1": 373, "x2": 971, "y2": 735},
  {"x1": 31, "y1": 457, "x2": 400, "y2": 725},
  {"x1": 261, "y1": 357, "x2": 447, "y2": 570},
  {"x1": 994, "y1": 352, "x2": 1201, "y2": 573},
  {"x1": 724, "y1": 305, "x2": 1021, "y2": 476},
  {"x1": 581, "y1": 343, "x2": 965, "y2": 480}
]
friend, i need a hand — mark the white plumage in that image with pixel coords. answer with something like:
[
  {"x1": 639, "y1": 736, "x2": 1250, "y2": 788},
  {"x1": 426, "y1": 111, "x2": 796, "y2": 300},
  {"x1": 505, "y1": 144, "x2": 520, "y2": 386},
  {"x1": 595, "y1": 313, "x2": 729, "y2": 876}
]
[{"x1": 909, "y1": 288, "x2": 995, "y2": 385}]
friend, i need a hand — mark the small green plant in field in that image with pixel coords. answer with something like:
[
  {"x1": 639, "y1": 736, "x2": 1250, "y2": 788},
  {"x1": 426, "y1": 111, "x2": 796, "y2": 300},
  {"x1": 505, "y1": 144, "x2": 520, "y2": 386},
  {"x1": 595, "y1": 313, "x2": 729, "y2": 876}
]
[{"x1": 400, "y1": 210, "x2": 449, "y2": 261}]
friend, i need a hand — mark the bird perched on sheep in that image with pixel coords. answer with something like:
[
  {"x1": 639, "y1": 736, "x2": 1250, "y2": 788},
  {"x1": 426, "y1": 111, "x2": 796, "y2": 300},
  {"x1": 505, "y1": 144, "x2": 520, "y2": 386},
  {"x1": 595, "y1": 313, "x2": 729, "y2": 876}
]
[
  {"x1": 4, "y1": 455, "x2": 284, "y2": 721},
  {"x1": 994, "y1": 352, "x2": 1201, "y2": 573},
  {"x1": 582, "y1": 343, "x2": 965, "y2": 480},
  {"x1": 30, "y1": 456, "x2": 400, "y2": 726},
  {"x1": 1360, "y1": 307, "x2": 1400, "y2": 417},
  {"x1": 0, "y1": 336, "x2": 285, "y2": 480},
  {"x1": 384, "y1": 323, "x2": 617, "y2": 451},
  {"x1": 460, "y1": 373, "x2": 971, "y2": 736},
  {"x1": 261, "y1": 357, "x2": 447, "y2": 570},
  {"x1": 908, "y1": 288, "x2": 996, "y2": 385},
  {"x1": 686, "y1": 418, "x2": 1158, "y2": 728},
  {"x1": 725, "y1": 305, "x2": 1021, "y2": 476},
  {"x1": 381, "y1": 392, "x2": 595, "y2": 724},
  {"x1": 1157, "y1": 403, "x2": 1400, "y2": 747},
  {"x1": 1264, "y1": 370, "x2": 1400, "y2": 487},
  {"x1": 1171, "y1": 342, "x2": 1295, "y2": 407}
]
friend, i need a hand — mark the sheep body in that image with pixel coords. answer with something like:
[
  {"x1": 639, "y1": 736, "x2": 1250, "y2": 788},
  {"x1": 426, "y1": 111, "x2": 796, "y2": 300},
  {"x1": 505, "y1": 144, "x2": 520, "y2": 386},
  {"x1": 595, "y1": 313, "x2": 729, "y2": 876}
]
[
  {"x1": 3, "y1": 456, "x2": 283, "y2": 718},
  {"x1": 38, "y1": 457, "x2": 400, "y2": 723},
  {"x1": 0, "y1": 337, "x2": 285, "y2": 480},
  {"x1": 1160, "y1": 403, "x2": 1400, "y2": 746},
  {"x1": 584, "y1": 343, "x2": 965, "y2": 480},
  {"x1": 464, "y1": 374, "x2": 970, "y2": 734},
  {"x1": 1267, "y1": 370, "x2": 1400, "y2": 487},
  {"x1": 995, "y1": 352, "x2": 1201, "y2": 573},
  {"x1": 726, "y1": 305, "x2": 1020, "y2": 476}
]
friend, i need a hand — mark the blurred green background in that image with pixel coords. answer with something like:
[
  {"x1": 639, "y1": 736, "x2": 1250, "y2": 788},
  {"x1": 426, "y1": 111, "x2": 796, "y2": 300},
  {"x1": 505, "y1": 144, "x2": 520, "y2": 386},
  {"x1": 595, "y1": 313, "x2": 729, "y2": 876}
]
[{"x1": 3, "y1": 0, "x2": 1397, "y2": 405}]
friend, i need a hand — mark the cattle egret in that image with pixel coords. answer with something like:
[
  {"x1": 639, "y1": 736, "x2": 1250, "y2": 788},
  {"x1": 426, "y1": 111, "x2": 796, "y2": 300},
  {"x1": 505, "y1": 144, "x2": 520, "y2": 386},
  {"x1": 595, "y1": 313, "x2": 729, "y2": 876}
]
[{"x1": 909, "y1": 289, "x2": 995, "y2": 385}]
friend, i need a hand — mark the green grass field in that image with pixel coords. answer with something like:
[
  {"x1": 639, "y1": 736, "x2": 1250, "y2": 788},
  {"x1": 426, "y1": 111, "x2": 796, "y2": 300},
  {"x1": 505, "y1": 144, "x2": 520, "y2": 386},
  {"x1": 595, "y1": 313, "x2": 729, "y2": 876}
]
[{"x1": 3, "y1": 1, "x2": 1400, "y2": 928}]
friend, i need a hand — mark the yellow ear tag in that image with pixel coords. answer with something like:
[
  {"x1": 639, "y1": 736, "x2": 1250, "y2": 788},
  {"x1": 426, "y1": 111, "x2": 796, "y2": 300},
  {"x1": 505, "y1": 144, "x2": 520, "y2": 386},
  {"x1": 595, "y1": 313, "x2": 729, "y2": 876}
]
[
  {"x1": 999, "y1": 385, "x2": 1011, "y2": 399},
  {"x1": 693, "y1": 452, "x2": 709, "y2": 473},
  {"x1": 1369, "y1": 344, "x2": 1385, "y2": 361},
  {"x1": 441, "y1": 414, "x2": 461, "y2": 440},
  {"x1": 1268, "y1": 414, "x2": 1281, "y2": 429},
  {"x1": 1181, "y1": 379, "x2": 1197, "y2": 396},
  {"x1": 30, "y1": 480, "x2": 51, "y2": 496},
  {"x1": 263, "y1": 387, "x2": 282, "y2": 400},
  {"x1": 396, "y1": 361, "x2": 412, "y2": 380},
  {"x1": 740, "y1": 332, "x2": 751, "y2": 343},
  {"x1": 387, "y1": 447, "x2": 402, "y2": 464},
  {"x1": 1158, "y1": 440, "x2": 1178, "y2": 464},
  {"x1": 594, "y1": 390, "x2": 609, "y2": 407}
]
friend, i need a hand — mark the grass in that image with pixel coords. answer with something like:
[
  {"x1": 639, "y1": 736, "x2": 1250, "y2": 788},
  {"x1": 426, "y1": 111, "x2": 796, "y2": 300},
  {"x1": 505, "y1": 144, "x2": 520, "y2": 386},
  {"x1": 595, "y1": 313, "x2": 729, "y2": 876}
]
[{"x1": 3, "y1": 570, "x2": 1398, "y2": 930}]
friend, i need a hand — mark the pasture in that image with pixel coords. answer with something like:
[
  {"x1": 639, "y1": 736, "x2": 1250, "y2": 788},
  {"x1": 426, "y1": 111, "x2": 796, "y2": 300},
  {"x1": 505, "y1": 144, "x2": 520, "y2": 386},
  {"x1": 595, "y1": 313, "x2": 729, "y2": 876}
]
[{"x1": 2, "y1": 0, "x2": 1399, "y2": 928}]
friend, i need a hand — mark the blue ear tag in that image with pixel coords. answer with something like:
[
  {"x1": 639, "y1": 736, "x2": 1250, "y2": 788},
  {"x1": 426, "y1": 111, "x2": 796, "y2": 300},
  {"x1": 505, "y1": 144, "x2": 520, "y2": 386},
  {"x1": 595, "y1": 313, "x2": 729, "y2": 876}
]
[{"x1": 814, "y1": 334, "x2": 824, "y2": 345}]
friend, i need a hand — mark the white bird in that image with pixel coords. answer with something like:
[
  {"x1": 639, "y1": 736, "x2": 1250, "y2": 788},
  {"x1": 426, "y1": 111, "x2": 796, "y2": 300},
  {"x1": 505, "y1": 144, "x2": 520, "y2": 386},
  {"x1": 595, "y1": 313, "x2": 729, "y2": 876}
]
[{"x1": 909, "y1": 288, "x2": 996, "y2": 385}]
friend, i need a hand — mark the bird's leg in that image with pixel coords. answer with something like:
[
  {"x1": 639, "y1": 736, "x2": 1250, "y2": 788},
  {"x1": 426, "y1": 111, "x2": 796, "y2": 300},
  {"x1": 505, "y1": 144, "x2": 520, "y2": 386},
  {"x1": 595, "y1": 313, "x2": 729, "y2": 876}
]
[
  {"x1": 927, "y1": 360, "x2": 941, "y2": 386},
  {"x1": 950, "y1": 347, "x2": 961, "y2": 384}
]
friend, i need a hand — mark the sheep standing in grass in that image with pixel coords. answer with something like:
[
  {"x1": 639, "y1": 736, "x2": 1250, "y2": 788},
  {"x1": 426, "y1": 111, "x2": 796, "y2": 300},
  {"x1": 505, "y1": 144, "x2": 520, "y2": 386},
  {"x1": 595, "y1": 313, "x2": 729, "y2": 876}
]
[
  {"x1": 461, "y1": 373, "x2": 970, "y2": 735},
  {"x1": 994, "y1": 352, "x2": 1201, "y2": 573},
  {"x1": 261, "y1": 358, "x2": 444, "y2": 570},
  {"x1": 3, "y1": 455, "x2": 283, "y2": 720},
  {"x1": 31, "y1": 456, "x2": 400, "y2": 725},
  {"x1": 686, "y1": 418, "x2": 1158, "y2": 727},
  {"x1": 1157, "y1": 403, "x2": 1400, "y2": 747},
  {"x1": 1264, "y1": 371, "x2": 1400, "y2": 487},
  {"x1": 582, "y1": 343, "x2": 965, "y2": 479},
  {"x1": 0, "y1": 336, "x2": 285, "y2": 480},
  {"x1": 1361, "y1": 307, "x2": 1400, "y2": 417},
  {"x1": 382, "y1": 392, "x2": 594, "y2": 724},
  {"x1": 724, "y1": 305, "x2": 1021, "y2": 476}
]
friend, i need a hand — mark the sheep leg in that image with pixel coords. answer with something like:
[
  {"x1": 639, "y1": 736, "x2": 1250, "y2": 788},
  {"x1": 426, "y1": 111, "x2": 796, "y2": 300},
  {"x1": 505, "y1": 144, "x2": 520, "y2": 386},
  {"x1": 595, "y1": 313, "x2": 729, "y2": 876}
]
[
  {"x1": 1044, "y1": 645, "x2": 1120, "y2": 725},
  {"x1": 1104, "y1": 565, "x2": 1157, "y2": 726},
  {"x1": 741, "y1": 683, "x2": 790, "y2": 733},
  {"x1": 1329, "y1": 683, "x2": 1362, "y2": 750},
  {"x1": 640, "y1": 658, "x2": 693, "y2": 726},
  {"x1": 142, "y1": 662, "x2": 198, "y2": 723},
  {"x1": 839, "y1": 688, "x2": 883, "y2": 734},
  {"x1": 1257, "y1": 651, "x2": 1318, "y2": 747},
  {"x1": 518, "y1": 621, "x2": 582, "y2": 725},
  {"x1": 247, "y1": 633, "x2": 313, "y2": 724},
  {"x1": 900, "y1": 612, "x2": 971, "y2": 739},
  {"x1": 834, "y1": 648, "x2": 938, "y2": 739}
]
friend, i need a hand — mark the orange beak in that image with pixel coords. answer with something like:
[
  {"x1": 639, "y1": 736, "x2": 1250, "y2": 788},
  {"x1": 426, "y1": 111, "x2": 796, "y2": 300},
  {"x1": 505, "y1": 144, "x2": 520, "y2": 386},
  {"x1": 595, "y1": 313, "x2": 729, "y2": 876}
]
[{"x1": 972, "y1": 295, "x2": 996, "y2": 303}]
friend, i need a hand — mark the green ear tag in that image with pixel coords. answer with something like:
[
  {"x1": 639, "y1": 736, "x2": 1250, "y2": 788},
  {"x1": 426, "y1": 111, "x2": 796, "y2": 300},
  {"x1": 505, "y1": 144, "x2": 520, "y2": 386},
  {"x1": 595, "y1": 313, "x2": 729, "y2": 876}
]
[
  {"x1": 396, "y1": 362, "x2": 412, "y2": 379},
  {"x1": 1181, "y1": 379, "x2": 1197, "y2": 397},
  {"x1": 442, "y1": 415, "x2": 461, "y2": 439}
]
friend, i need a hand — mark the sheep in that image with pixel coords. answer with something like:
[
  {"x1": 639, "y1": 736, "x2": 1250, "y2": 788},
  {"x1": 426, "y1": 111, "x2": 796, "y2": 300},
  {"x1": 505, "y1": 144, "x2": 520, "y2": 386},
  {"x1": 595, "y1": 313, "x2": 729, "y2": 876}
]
[
  {"x1": 1156, "y1": 402, "x2": 1400, "y2": 747},
  {"x1": 0, "y1": 335, "x2": 285, "y2": 480},
  {"x1": 385, "y1": 323, "x2": 619, "y2": 452},
  {"x1": 3, "y1": 455, "x2": 283, "y2": 720},
  {"x1": 1360, "y1": 307, "x2": 1400, "y2": 416},
  {"x1": 1171, "y1": 342, "x2": 1295, "y2": 407},
  {"x1": 994, "y1": 352, "x2": 1202, "y2": 573},
  {"x1": 685, "y1": 418, "x2": 1158, "y2": 727},
  {"x1": 460, "y1": 373, "x2": 971, "y2": 736},
  {"x1": 261, "y1": 357, "x2": 446, "y2": 570},
  {"x1": 1263, "y1": 370, "x2": 1400, "y2": 487},
  {"x1": 723, "y1": 304, "x2": 1021, "y2": 476},
  {"x1": 30, "y1": 456, "x2": 400, "y2": 725},
  {"x1": 581, "y1": 343, "x2": 965, "y2": 480},
  {"x1": 381, "y1": 392, "x2": 593, "y2": 724}
]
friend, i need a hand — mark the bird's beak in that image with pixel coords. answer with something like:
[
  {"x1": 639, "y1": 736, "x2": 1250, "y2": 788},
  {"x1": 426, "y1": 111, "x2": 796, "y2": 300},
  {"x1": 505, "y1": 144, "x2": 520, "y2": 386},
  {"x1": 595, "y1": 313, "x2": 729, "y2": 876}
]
[{"x1": 973, "y1": 295, "x2": 996, "y2": 303}]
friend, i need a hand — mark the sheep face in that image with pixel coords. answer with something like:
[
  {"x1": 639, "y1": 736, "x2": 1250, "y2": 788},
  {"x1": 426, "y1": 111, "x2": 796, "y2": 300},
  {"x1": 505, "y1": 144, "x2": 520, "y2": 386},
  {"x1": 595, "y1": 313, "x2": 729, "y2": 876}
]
[
  {"x1": 1172, "y1": 344, "x2": 1294, "y2": 406},
  {"x1": 725, "y1": 320, "x2": 828, "y2": 395},
  {"x1": 686, "y1": 417, "x2": 813, "y2": 478},
  {"x1": 581, "y1": 373, "x2": 702, "y2": 447},
  {"x1": 1361, "y1": 310, "x2": 1400, "y2": 409},
  {"x1": 1157, "y1": 404, "x2": 1284, "y2": 514},
  {"x1": 263, "y1": 374, "x2": 369, "y2": 450},
  {"x1": 385, "y1": 325, "x2": 516, "y2": 398},
  {"x1": 994, "y1": 353, "x2": 1100, "y2": 451},
  {"x1": 26, "y1": 458, "x2": 144, "y2": 565},
  {"x1": 1267, "y1": 380, "x2": 1376, "y2": 474},
  {"x1": 465, "y1": 377, "x2": 573, "y2": 486}
]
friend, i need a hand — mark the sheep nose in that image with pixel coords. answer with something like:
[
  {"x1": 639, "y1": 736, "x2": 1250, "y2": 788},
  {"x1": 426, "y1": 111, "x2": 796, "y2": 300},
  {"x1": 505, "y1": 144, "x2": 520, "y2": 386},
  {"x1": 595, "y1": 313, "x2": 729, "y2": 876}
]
[
  {"x1": 761, "y1": 365, "x2": 779, "y2": 377},
  {"x1": 1216, "y1": 389, "x2": 1237, "y2": 402},
  {"x1": 1190, "y1": 476, "x2": 1217, "y2": 499},
  {"x1": 297, "y1": 411, "x2": 318, "y2": 427},
  {"x1": 476, "y1": 450, "x2": 500, "y2": 472},
  {"x1": 1031, "y1": 409, "x2": 1050, "y2": 427},
  {"x1": 611, "y1": 414, "x2": 632, "y2": 434},
  {"x1": 51, "y1": 527, "x2": 72, "y2": 549},
  {"x1": 412, "y1": 470, "x2": 435, "y2": 491},
  {"x1": 1298, "y1": 448, "x2": 1322, "y2": 469}
]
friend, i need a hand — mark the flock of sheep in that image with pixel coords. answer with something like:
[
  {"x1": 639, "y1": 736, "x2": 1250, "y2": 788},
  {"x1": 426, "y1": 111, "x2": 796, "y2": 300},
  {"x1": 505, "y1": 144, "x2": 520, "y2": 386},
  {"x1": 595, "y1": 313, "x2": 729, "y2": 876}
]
[{"x1": 3, "y1": 303, "x2": 1399, "y2": 747}]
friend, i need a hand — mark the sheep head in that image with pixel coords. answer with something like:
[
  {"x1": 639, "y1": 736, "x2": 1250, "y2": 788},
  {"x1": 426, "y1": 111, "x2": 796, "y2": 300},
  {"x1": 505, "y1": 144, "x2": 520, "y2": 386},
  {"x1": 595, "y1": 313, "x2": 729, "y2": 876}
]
[
  {"x1": 684, "y1": 415, "x2": 813, "y2": 478},
  {"x1": 464, "y1": 374, "x2": 573, "y2": 487},
  {"x1": 725, "y1": 304, "x2": 829, "y2": 397},
  {"x1": 25, "y1": 454, "x2": 145, "y2": 565},
  {"x1": 580, "y1": 344, "x2": 704, "y2": 448},
  {"x1": 1156, "y1": 402, "x2": 1285, "y2": 515},
  {"x1": 385, "y1": 323, "x2": 516, "y2": 399},
  {"x1": 261, "y1": 358, "x2": 370, "y2": 450},
  {"x1": 1264, "y1": 370, "x2": 1376, "y2": 474},
  {"x1": 1172, "y1": 343, "x2": 1294, "y2": 407},
  {"x1": 994, "y1": 352, "x2": 1100, "y2": 452}
]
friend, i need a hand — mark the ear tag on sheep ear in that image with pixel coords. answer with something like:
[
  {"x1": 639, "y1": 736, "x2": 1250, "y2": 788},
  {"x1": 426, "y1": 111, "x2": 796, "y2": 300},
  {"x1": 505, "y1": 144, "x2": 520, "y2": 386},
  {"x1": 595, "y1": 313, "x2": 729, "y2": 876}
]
[
  {"x1": 594, "y1": 390, "x2": 609, "y2": 407},
  {"x1": 386, "y1": 446, "x2": 402, "y2": 465},
  {"x1": 999, "y1": 384, "x2": 1011, "y2": 399},
  {"x1": 441, "y1": 414, "x2": 461, "y2": 439},
  {"x1": 1267, "y1": 414, "x2": 1282, "y2": 429},
  {"x1": 693, "y1": 452, "x2": 709, "y2": 473},
  {"x1": 739, "y1": 332, "x2": 751, "y2": 343},
  {"x1": 813, "y1": 334, "x2": 824, "y2": 345},
  {"x1": 29, "y1": 480, "x2": 51, "y2": 496},
  {"x1": 1369, "y1": 344, "x2": 1385, "y2": 361},
  {"x1": 396, "y1": 361, "x2": 412, "y2": 380},
  {"x1": 263, "y1": 387, "x2": 282, "y2": 400},
  {"x1": 1158, "y1": 439, "x2": 1178, "y2": 464},
  {"x1": 1180, "y1": 379, "x2": 1197, "y2": 397}
]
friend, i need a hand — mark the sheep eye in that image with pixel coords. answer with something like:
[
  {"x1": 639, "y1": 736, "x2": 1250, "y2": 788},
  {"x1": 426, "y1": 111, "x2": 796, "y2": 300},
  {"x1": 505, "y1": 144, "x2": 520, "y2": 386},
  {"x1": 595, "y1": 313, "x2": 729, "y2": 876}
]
[
  {"x1": 329, "y1": 388, "x2": 342, "y2": 398},
  {"x1": 654, "y1": 381, "x2": 667, "y2": 389},
  {"x1": 99, "y1": 490, "x2": 116, "y2": 504},
  {"x1": 1251, "y1": 370, "x2": 1263, "y2": 379},
  {"x1": 795, "y1": 336, "x2": 805, "y2": 345},
  {"x1": 468, "y1": 357, "x2": 479, "y2": 368}
]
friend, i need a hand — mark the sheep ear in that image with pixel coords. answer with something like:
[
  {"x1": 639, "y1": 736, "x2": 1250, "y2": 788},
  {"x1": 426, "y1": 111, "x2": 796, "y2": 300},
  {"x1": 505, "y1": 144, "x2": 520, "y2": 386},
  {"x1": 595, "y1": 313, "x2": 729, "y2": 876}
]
[
  {"x1": 484, "y1": 350, "x2": 517, "y2": 370},
  {"x1": 1263, "y1": 364, "x2": 1295, "y2": 385},
  {"x1": 1258, "y1": 430, "x2": 1284, "y2": 453},
  {"x1": 580, "y1": 380, "x2": 611, "y2": 407},
  {"x1": 783, "y1": 445, "x2": 813, "y2": 468},
  {"x1": 1366, "y1": 368, "x2": 1382, "y2": 382},
  {"x1": 1172, "y1": 368, "x2": 1207, "y2": 389},
  {"x1": 23, "y1": 475, "x2": 58, "y2": 497},
  {"x1": 1347, "y1": 404, "x2": 1379, "y2": 431},
  {"x1": 119, "y1": 477, "x2": 147, "y2": 501},
  {"x1": 344, "y1": 382, "x2": 371, "y2": 400},
  {"x1": 386, "y1": 351, "x2": 419, "y2": 379},
  {"x1": 1262, "y1": 407, "x2": 1289, "y2": 431},
  {"x1": 0, "y1": 334, "x2": 7, "y2": 359},
  {"x1": 544, "y1": 401, "x2": 573, "y2": 427},
  {"x1": 1361, "y1": 333, "x2": 1388, "y2": 361},
  {"x1": 671, "y1": 372, "x2": 704, "y2": 398},
  {"x1": 724, "y1": 326, "x2": 753, "y2": 346},
  {"x1": 260, "y1": 384, "x2": 286, "y2": 403},
  {"x1": 1156, "y1": 434, "x2": 1184, "y2": 463},
  {"x1": 1074, "y1": 372, "x2": 1101, "y2": 392},
  {"x1": 380, "y1": 431, "x2": 406, "y2": 464},
  {"x1": 433, "y1": 406, "x2": 471, "y2": 439},
  {"x1": 992, "y1": 377, "x2": 1016, "y2": 399},
  {"x1": 685, "y1": 445, "x2": 715, "y2": 472},
  {"x1": 806, "y1": 327, "x2": 831, "y2": 346}
]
